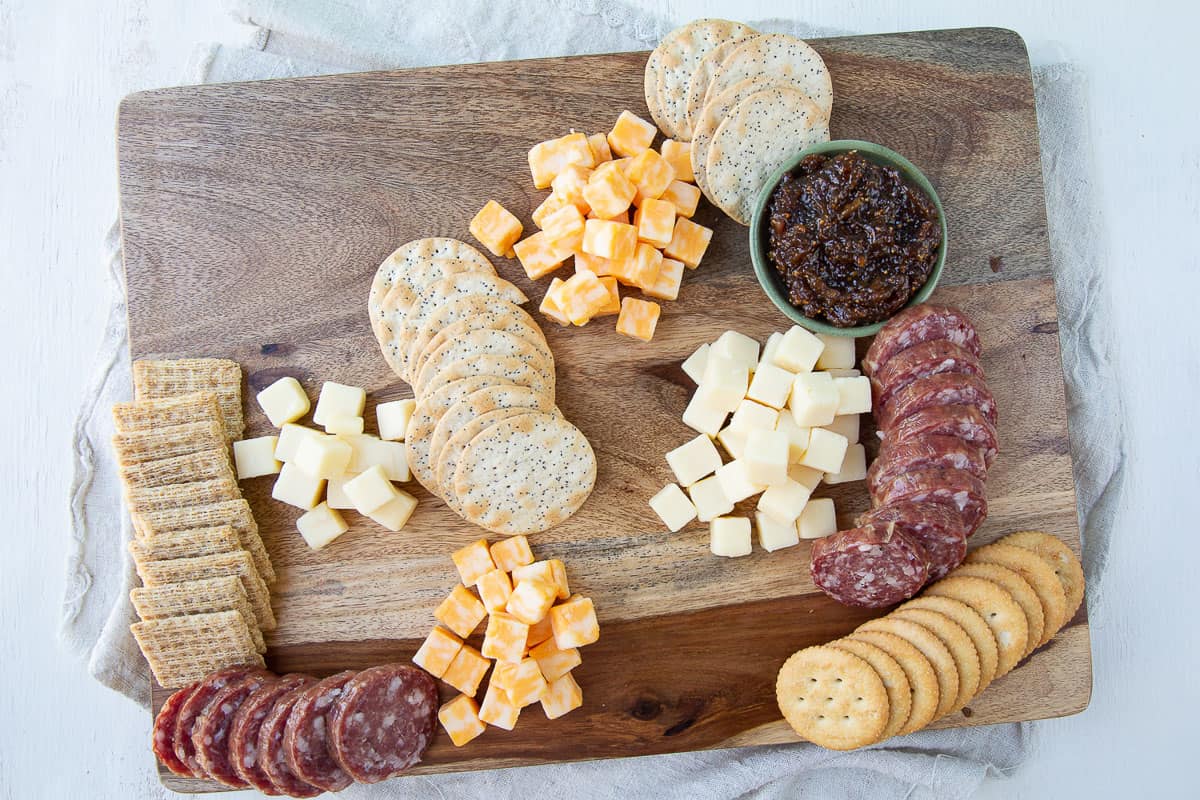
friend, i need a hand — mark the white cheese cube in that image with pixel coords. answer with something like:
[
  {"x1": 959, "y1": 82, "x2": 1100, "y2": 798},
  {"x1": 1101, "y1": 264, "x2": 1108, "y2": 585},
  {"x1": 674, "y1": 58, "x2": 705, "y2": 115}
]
[
  {"x1": 774, "y1": 326, "x2": 825, "y2": 373},
  {"x1": 700, "y1": 354, "x2": 750, "y2": 413},
  {"x1": 256, "y1": 377, "x2": 311, "y2": 427},
  {"x1": 756, "y1": 478, "x2": 812, "y2": 523},
  {"x1": 756, "y1": 511, "x2": 800, "y2": 552},
  {"x1": 789, "y1": 372, "x2": 839, "y2": 427},
  {"x1": 648, "y1": 484, "x2": 697, "y2": 532},
  {"x1": 789, "y1": 464, "x2": 825, "y2": 492},
  {"x1": 293, "y1": 435, "x2": 353, "y2": 479},
  {"x1": 815, "y1": 334, "x2": 856, "y2": 370},
  {"x1": 834, "y1": 376, "x2": 872, "y2": 415},
  {"x1": 376, "y1": 399, "x2": 415, "y2": 441},
  {"x1": 681, "y1": 343, "x2": 710, "y2": 385},
  {"x1": 746, "y1": 362, "x2": 795, "y2": 409},
  {"x1": 344, "y1": 464, "x2": 399, "y2": 514},
  {"x1": 313, "y1": 381, "x2": 366, "y2": 426},
  {"x1": 798, "y1": 498, "x2": 838, "y2": 539},
  {"x1": 799, "y1": 427, "x2": 849, "y2": 473},
  {"x1": 682, "y1": 387, "x2": 728, "y2": 436},
  {"x1": 326, "y1": 474, "x2": 356, "y2": 509},
  {"x1": 715, "y1": 459, "x2": 767, "y2": 503},
  {"x1": 775, "y1": 414, "x2": 811, "y2": 463},
  {"x1": 324, "y1": 415, "x2": 364, "y2": 436},
  {"x1": 345, "y1": 435, "x2": 410, "y2": 482},
  {"x1": 825, "y1": 368, "x2": 861, "y2": 378},
  {"x1": 232, "y1": 436, "x2": 281, "y2": 480},
  {"x1": 729, "y1": 399, "x2": 779, "y2": 432},
  {"x1": 711, "y1": 330, "x2": 759, "y2": 372},
  {"x1": 274, "y1": 424, "x2": 323, "y2": 463},
  {"x1": 368, "y1": 489, "x2": 418, "y2": 531},
  {"x1": 716, "y1": 425, "x2": 748, "y2": 460},
  {"x1": 665, "y1": 434, "x2": 723, "y2": 486},
  {"x1": 272, "y1": 462, "x2": 326, "y2": 510},
  {"x1": 743, "y1": 429, "x2": 789, "y2": 487},
  {"x1": 824, "y1": 443, "x2": 867, "y2": 485},
  {"x1": 296, "y1": 502, "x2": 349, "y2": 550},
  {"x1": 760, "y1": 331, "x2": 784, "y2": 369},
  {"x1": 823, "y1": 414, "x2": 860, "y2": 444},
  {"x1": 688, "y1": 475, "x2": 734, "y2": 522},
  {"x1": 710, "y1": 516, "x2": 752, "y2": 557}
]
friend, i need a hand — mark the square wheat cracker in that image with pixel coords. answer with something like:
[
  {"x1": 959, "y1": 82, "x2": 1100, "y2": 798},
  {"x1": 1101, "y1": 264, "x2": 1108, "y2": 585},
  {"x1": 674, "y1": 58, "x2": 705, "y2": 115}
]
[
  {"x1": 135, "y1": 549, "x2": 276, "y2": 631},
  {"x1": 129, "y1": 575, "x2": 266, "y2": 653},
  {"x1": 132, "y1": 358, "x2": 244, "y2": 441},
  {"x1": 131, "y1": 610, "x2": 263, "y2": 688},
  {"x1": 132, "y1": 499, "x2": 275, "y2": 584}
]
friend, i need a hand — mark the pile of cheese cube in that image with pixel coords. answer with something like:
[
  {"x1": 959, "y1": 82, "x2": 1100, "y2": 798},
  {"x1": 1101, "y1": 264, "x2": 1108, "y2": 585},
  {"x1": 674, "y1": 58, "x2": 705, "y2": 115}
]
[
  {"x1": 413, "y1": 536, "x2": 600, "y2": 746},
  {"x1": 232, "y1": 377, "x2": 420, "y2": 549},
  {"x1": 467, "y1": 110, "x2": 714, "y2": 343},
  {"x1": 648, "y1": 326, "x2": 870, "y2": 557}
]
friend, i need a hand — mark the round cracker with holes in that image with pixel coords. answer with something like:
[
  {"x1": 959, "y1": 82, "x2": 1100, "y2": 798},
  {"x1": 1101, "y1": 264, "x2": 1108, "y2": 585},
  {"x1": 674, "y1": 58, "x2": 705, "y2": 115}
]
[
  {"x1": 850, "y1": 629, "x2": 939, "y2": 735},
  {"x1": 901, "y1": 595, "x2": 999, "y2": 691},
  {"x1": 856, "y1": 617, "x2": 959, "y2": 722},
  {"x1": 415, "y1": 329, "x2": 555, "y2": 399},
  {"x1": 953, "y1": 562, "x2": 1044, "y2": 658},
  {"x1": 776, "y1": 645, "x2": 889, "y2": 750},
  {"x1": 651, "y1": 19, "x2": 757, "y2": 139},
  {"x1": 405, "y1": 377, "x2": 517, "y2": 492},
  {"x1": 412, "y1": 307, "x2": 549, "y2": 385},
  {"x1": 889, "y1": 607, "x2": 981, "y2": 715},
  {"x1": 827, "y1": 638, "x2": 911, "y2": 742},
  {"x1": 926, "y1": 575, "x2": 1029, "y2": 677},
  {"x1": 435, "y1": 407, "x2": 535, "y2": 512},
  {"x1": 967, "y1": 542, "x2": 1068, "y2": 645},
  {"x1": 1004, "y1": 531, "x2": 1086, "y2": 622}
]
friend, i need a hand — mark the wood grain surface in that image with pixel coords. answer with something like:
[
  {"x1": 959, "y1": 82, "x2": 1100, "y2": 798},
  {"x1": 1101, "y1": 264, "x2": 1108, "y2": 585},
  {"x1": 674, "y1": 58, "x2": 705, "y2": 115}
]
[{"x1": 115, "y1": 27, "x2": 1091, "y2": 790}]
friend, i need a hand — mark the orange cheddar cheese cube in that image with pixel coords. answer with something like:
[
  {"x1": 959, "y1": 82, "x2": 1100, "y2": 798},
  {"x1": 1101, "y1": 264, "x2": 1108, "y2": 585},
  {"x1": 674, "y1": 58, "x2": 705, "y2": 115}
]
[
  {"x1": 469, "y1": 200, "x2": 523, "y2": 258},
  {"x1": 611, "y1": 157, "x2": 633, "y2": 174},
  {"x1": 626, "y1": 148, "x2": 676, "y2": 204},
  {"x1": 587, "y1": 132, "x2": 613, "y2": 164},
  {"x1": 610, "y1": 242, "x2": 662, "y2": 290},
  {"x1": 539, "y1": 278, "x2": 571, "y2": 327},
  {"x1": 596, "y1": 276, "x2": 621, "y2": 316},
  {"x1": 541, "y1": 673, "x2": 583, "y2": 720},
  {"x1": 438, "y1": 694, "x2": 486, "y2": 747},
  {"x1": 478, "y1": 681, "x2": 521, "y2": 731},
  {"x1": 477, "y1": 567, "x2": 514, "y2": 614},
  {"x1": 514, "y1": 230, "x2": 574, "y2": 280},
  {"x1": 582, "y1": 166, "x2": 636, "y2": 220},
  {"x1": 550, "y1": 165, "x2": 591, "y2": 213},
  {"x1": 412, "y1": 626, "x2": 464, "y2": 678},
  {"x1": 574, "y1": 250, "x2": 613, "y2": 277},
  {"x1": 525, "y1": 614, "x2": 555, "y2": 650},
  {"x1": 512, "y1": 560, "x2": 554, "y2": 585},
  {"x1": 538, "y1": 558, "x2": 570, "y2": 599},
  {"x1": 634, "y1": 197, "x2": 677, "y2": 248},
  {"x1": 489, "y1": 535, "x2": 534, "y2": 573},
  {"x1": 558, "y1": 269, "x2": 611, "y2": 326},
  {"x1": 443, "y1": 644, "x2": 491, "y2": 697},
  {"x1": 529, "y1": 637, "x2": 582, "y2": 682},
  {"x1": 482, "y1": 611, "x2": 529, "y2": 663},
  {"x1": 528, "y1": 131, "x2": 594, "y2": 189},
  {"x1": 493, "y1": 657, "x2": 547, "y2": 707},
  {"x1": 506, "y1": 578, "x2": 558, "y2": 624},
  {"x1": 660, "y1": 139, "x2": 695, "y2": 183},
  {"x1": 451, "y1": 538, "x2": 496, "y2": 585},
  {"x1": 541, "y1": 203, "x2": 586, "y2": 244},
  {"x1": 532, "y1": 192, "x2": 573, "y2": 229},
  {"x1": 643, "y1": 257, "x2": 685, "y2": 302},
  {"x1": 435, "y1": 584, "x2": 487, "y2": 638},
  {"x1": 582, "y1": 219, "x2": 637, "y2": 261},
  {"x1": 665, "y1": 217, "x2": 713, "y2": 268},
  {"x1": 587, "y1": 208, "x2": 629, "y2": 224},
  {"x1": 661, "y1": 179, "x2": 702, "y2": 218},
  {"x1": 607, "y1": 110, "x2": 657, "y2": 158},
  {"x1": 616, "y1": 297, "x2": 661, "y2": 342},
  {"x1": 550, "y1": 595, "x2": 600, "y2": 648}
]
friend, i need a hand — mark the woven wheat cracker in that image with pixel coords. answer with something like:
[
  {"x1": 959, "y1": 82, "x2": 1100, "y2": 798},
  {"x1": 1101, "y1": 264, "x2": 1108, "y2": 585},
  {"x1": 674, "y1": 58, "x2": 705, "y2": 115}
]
[
  {"x1": 119, "y1": 448, "x2": 234, "y2": 489},
  {"x1": 132, "y1": 500, "x2": 274, "y2": 584},
  {"x1": 132, "y1": 358, "x2": 243, "y2": 440},
  {"x1": 136, "y1": 550, "x2": 275, "y2": 631},
  {"x1": 112, "y1": 420, "x2": 226, "y2": 466},
  {"x1": 124, "y1": 477, "x2": 240, "y2": 516},
  {"x1": 112, "y1": 392, "x2": 222, "y2": 433},
  {"x1": 130, "y1": 575, "x2": 265, "y2": 653},
  {"x1": 131, "y1": 611, "x2": 263, "y2": 688},
  {"x1": 128, "y1": 525, "x2": 240, "y2": 563}
]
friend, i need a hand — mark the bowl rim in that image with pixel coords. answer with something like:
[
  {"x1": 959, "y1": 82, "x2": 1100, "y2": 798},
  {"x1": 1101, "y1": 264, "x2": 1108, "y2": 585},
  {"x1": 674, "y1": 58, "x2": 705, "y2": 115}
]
[{"x1": 747, "y1": 139, "x2": 948, "y2": 338}]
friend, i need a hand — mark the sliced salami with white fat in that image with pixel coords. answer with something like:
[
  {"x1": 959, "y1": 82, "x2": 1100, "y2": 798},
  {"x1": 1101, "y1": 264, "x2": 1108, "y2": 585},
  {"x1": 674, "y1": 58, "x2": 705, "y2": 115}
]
[
  {"x1": 810, "y1": 522, "x2": 930, "y2": 608},
  {"x1": 172, "y1": 665, "x2": 269, "y2": 778},
  {"x1": 193, "y1": 671, "x2": 273, "y2": 787},
  {"x1": 877, "y1": 373, "x2": 997, "y2": 433},
  {"x1": 229, "y1": 673, "x2": 315, "y2": 795},
  {"x1": 867, "y1": 434, "x2": 987, "y2": 497},
  {"x1": 862, "y1": 304, "x2": 981, "y2": 377},
  {"x1": 153, "y1": 682, "x2": 202, "y2": 777},
  {"x1": 872, "y1": 467, "x2": 988, "y2": 536},
  {"x1": 871, "y1": 338, "x2": 983, "y2": 411},
  {"x1": 858, "y1": 501, "x2": 968, "y2": 580},
  {"x1": 328, "y1": 664, "x2": 438, "y2": 783},
  {"x1": 257, "y1": 683, "x2": 324, "y2": 798},
  {"x1": 886, "y1": 404, "x2": 999, "y2": 467},
  {"x1": 283, "y1": 671, "x2": 357, "y2": 793}
]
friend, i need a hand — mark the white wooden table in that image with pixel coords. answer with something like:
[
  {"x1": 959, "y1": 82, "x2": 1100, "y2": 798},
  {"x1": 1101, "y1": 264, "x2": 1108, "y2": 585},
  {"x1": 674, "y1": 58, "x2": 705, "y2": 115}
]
[{"x1": 2, "y1": 0, "x2": 1196, "y2": 797}]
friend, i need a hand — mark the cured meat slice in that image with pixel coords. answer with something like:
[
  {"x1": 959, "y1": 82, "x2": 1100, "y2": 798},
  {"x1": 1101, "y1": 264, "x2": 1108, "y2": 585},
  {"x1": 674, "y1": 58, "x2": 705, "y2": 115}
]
[
  {"x1": 877, "y1": 373, "x2": 997, "y2": 433},
  {"x1": 862, "y1": 304, "x2": 981, "y2": 377},
  {"x1": 193, "y1": 671, "x2": 273, "y2": 787},
  {"x1": 867, "y1": 435, "x2": 987, "y2": 497},
  {"x1": 173, "y1": 664, "x2": 269, "y2": 778},
  {"x1": 858, "y1": 502, "x2": 968, "y2": 580},
  {"x1": 810, "y1": 522, "x2": 930, "y2": 608},
  {"x1": 283, "y1": 671, "x2": 357, "y2": 793},
  {"x1": 230, "y1": 674, "x2": 316, "y2": 794},
  {"x1": 871, "y1": 339, "x2": 983, "y2": 410},
  {"x1": 153, "y1": 682, "x2": 202, "y2": 777},
  {"x1": 872, "y1": 467, "x2": 988, "y2": 536},
  {"x1": 887, "y1": 404, "x2": 999, "y2": 467},
  {"x1": 328, "y1": 664, "x2": 438, "y2": 783},
  {"x1": 258, "y1": 684, "x2": 324, "y2": 798}
]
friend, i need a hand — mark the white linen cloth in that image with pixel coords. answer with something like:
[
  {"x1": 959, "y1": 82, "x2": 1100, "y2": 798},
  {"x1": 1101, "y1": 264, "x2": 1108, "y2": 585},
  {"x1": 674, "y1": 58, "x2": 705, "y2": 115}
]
[{"x1": 61, "y1": 1, "x2": 1124, "y2": 797}]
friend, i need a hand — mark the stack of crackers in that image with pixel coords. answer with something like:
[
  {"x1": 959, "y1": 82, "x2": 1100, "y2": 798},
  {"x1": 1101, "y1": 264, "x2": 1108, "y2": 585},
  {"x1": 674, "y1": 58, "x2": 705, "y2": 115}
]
[{"x1": 116, "y1": 358, "x2": 277, "y2": 688}]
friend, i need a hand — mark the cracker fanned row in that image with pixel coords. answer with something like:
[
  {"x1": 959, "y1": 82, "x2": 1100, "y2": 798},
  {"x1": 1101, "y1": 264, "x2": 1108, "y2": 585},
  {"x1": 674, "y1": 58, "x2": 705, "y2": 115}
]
[
  {"x1": 370, "y1": 238, "x2": 596, "y2": 535},
  {"x1": 778, "y1": 530, "x2": 1083, "y2": 748},
  {"x1": 114, "y1": 359, "x2": 274, "y2": 688}
]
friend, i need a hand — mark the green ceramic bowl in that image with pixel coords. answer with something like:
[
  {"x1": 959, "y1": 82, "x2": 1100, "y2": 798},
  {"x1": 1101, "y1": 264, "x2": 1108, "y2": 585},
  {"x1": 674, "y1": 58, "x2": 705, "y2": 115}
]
[{"x1": 748, "y1": 140, "x2": 947, "y2": 337}]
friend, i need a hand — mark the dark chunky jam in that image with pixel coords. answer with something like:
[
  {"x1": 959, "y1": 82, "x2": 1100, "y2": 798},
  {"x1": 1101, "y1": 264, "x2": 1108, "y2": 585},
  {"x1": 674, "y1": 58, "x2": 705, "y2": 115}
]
[{"x1": 766, "y1": 151, "x2": 942, "y2": 327}]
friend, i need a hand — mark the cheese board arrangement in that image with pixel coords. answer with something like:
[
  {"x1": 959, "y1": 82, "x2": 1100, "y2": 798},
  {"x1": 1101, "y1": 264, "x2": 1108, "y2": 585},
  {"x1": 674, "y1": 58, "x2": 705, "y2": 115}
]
[{"x1": 113, "y1": 21, "x2": 1090, "y2": 796}]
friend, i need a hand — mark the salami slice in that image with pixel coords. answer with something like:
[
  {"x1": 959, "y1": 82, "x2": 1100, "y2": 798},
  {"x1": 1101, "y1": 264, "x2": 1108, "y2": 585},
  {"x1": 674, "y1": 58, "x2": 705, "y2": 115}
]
[
  {"x1": 153, "y1": 682, "x2": 202, "y2": 777},
  {"x1": 230, "y1": 674, "x2": 316, "y2": 795},
  {"x1": 872, "y1": 467, "x2": 988, "y2": 536},
  {"x1": 810, "y1": 522, "x2": 930, "y2": 608},
  {"x1": 887, "y1": 404, "x2": 999, "y2": 467},
  {"x1": 193, "y1": 671, "x2": 274, "y2": 787},
  {"x1": 862, "y1": 304, "x2": 981, "y2": 377},
  {"x1": 283, "y1": 671, "x2": 357, "y2": 793},
  {"x1": 878, "y1": 373, "x2": 997, "y2": 433},
  {"x1": 858, "y1": 502, "x2": 968, "y2": 580},
  {"x1": 871, "y1": 339, "x2": 983, "y2": 411},
  {"x1": 328, "y1": 664, "x2": 438, "y2": 783},
  {"x1": 867, "y1": 435, "x2": 987, "y2": 497},
  {"x1": 258, "y1": 684, "x2": 324, "y2": 798},
  {"x1": 172, "y1": 664, "x2": 269, "y2": 778}
]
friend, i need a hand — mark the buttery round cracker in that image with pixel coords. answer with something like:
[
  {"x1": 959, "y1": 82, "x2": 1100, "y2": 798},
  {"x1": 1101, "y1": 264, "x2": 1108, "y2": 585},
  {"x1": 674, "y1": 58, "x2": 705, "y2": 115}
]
[
  {"x1": 826, "y1": 638, "x2": 911, "y2": 742},
  {"x1": 776, "y1": 645, "x2": 889, "y2": 750},
  {"x1": 405, "y1": 376, "x2": 516, "y2": 492},
  {"x1": 414, "y1": 329, "x2": 555, "y2": 399},
  {"x1": 888, "y1": 608, "x2": 980, "y2": 715},
  {"x1": 704, "y1": 33, "x2": 832, "y2": 122},
  {"x1": 901, "y1": 595, "x2": 999, "y2": 692},
  {"x1": 856, "y1": 617, "x2": 959, "y2": 722},
  {"x1": 849, "y1": 629, "x2": 939, "y2": 735},
  {"x1": 368, "y1": 238, "x2": 491, "y2": 345},
  {"x1": 966, "y1": 542, "x2": 1068, "y2": 646},
  {"x1": 1003, "y1": 531, "x2": 1086, "y2": 623},
  {"x1": 419, "y1": 353, "x2": 554, "y2": 407},
  {"x1": 652, "y1": 19, "x2": 757, "y2": 140},
  {"x1": 951, "y1": 562, "x2": 1044, "y2": 658},
  {"x1": 925, "y1": 575, "x2": 1029, "y2": 677},
  {"x1": 408, "y1": 294, "x2": 543, "y2": 382},
  {"x1": 453, "y1": 411, "x2": 596, "y2": 535},
  {"x1": 435, "y1": 407, "x2": 536, "y2": 513},
  {"x1": 412, "y1": 307, "x2": 550, "y2": 385},
  {"x1": 680, "y1": 36, "x2": 755, "y2": 141},
  {"x1": 704, "y1": 86, "x2": 830, "y2": 224}
]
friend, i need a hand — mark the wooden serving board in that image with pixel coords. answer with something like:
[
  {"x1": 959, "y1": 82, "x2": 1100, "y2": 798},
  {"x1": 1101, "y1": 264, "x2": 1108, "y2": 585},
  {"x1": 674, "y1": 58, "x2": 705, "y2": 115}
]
[{"x1": 116, "y1": 27, "x2": 1091, "y2": 791}]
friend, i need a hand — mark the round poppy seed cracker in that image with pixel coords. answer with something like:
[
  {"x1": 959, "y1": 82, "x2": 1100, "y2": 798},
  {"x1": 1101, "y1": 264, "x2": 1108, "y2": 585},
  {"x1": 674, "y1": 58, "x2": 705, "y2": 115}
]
[
  {"x1": 1003, "y1": 531, "x2": 1086, "y2": 623},
  {"x1": 775, "y1": 645, "x2": 889, "y2": 750},
  {"x1": 704, "y1": 33, "x2": 832, "y2": 122},
  {"x1": 826, "y1": 638, "x2": 911, "y2": 742},
  {"x1": 412, "y1": 308, "x2": 549, "y2": 385},
  {"x1": 414, "y1": 329, "x2": 555, "y2": 399},
  {"x1": 691, "y1": 76, "x2": 797, "y2": 198},
  {"x1": 435, "y1": 407, "x2": 537, "y2": 513},
  {"x1": 925, "y1": 575, "x2": 1028, "y2": 677},
  {"x1": 420, "y1": 353, "x2": 553, "y2": 406},
  {"x1": 652, "y1": 19, "x2": 757, "y2": 139},
  {"x1": 849, "y1": 629, "x2": 939, "y2": 735},
  {"x1": 680, "y1": 35, "x2": 755, "y2": 141},
  {"x1": 952, "y1": 562, "x2": 1044, "y2": 658},
  {"x1": 644, "y1": 47, "x2": 667, "y2": 136},
  {"x1": 901, "y1": 595, "x2": 999, "y2": 691},
  {"x1": 966, "y1": 542, "x2": 1068, "y2": 646},
  {"x1": 408, "y1": 294, "x2": 544, "y2": 382},
  {"x1": 888, "y1": 607, "x2": 981, "y2": 714},
  {"x1": 405, "y1": 377, "x2": 517, "y2": 492},
  {"x1": 453, "y1": 411, "x2": 596, "y2": 535},
  {"x1": 856, "y1": 617, "x2": 959, "y2": 722}
]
